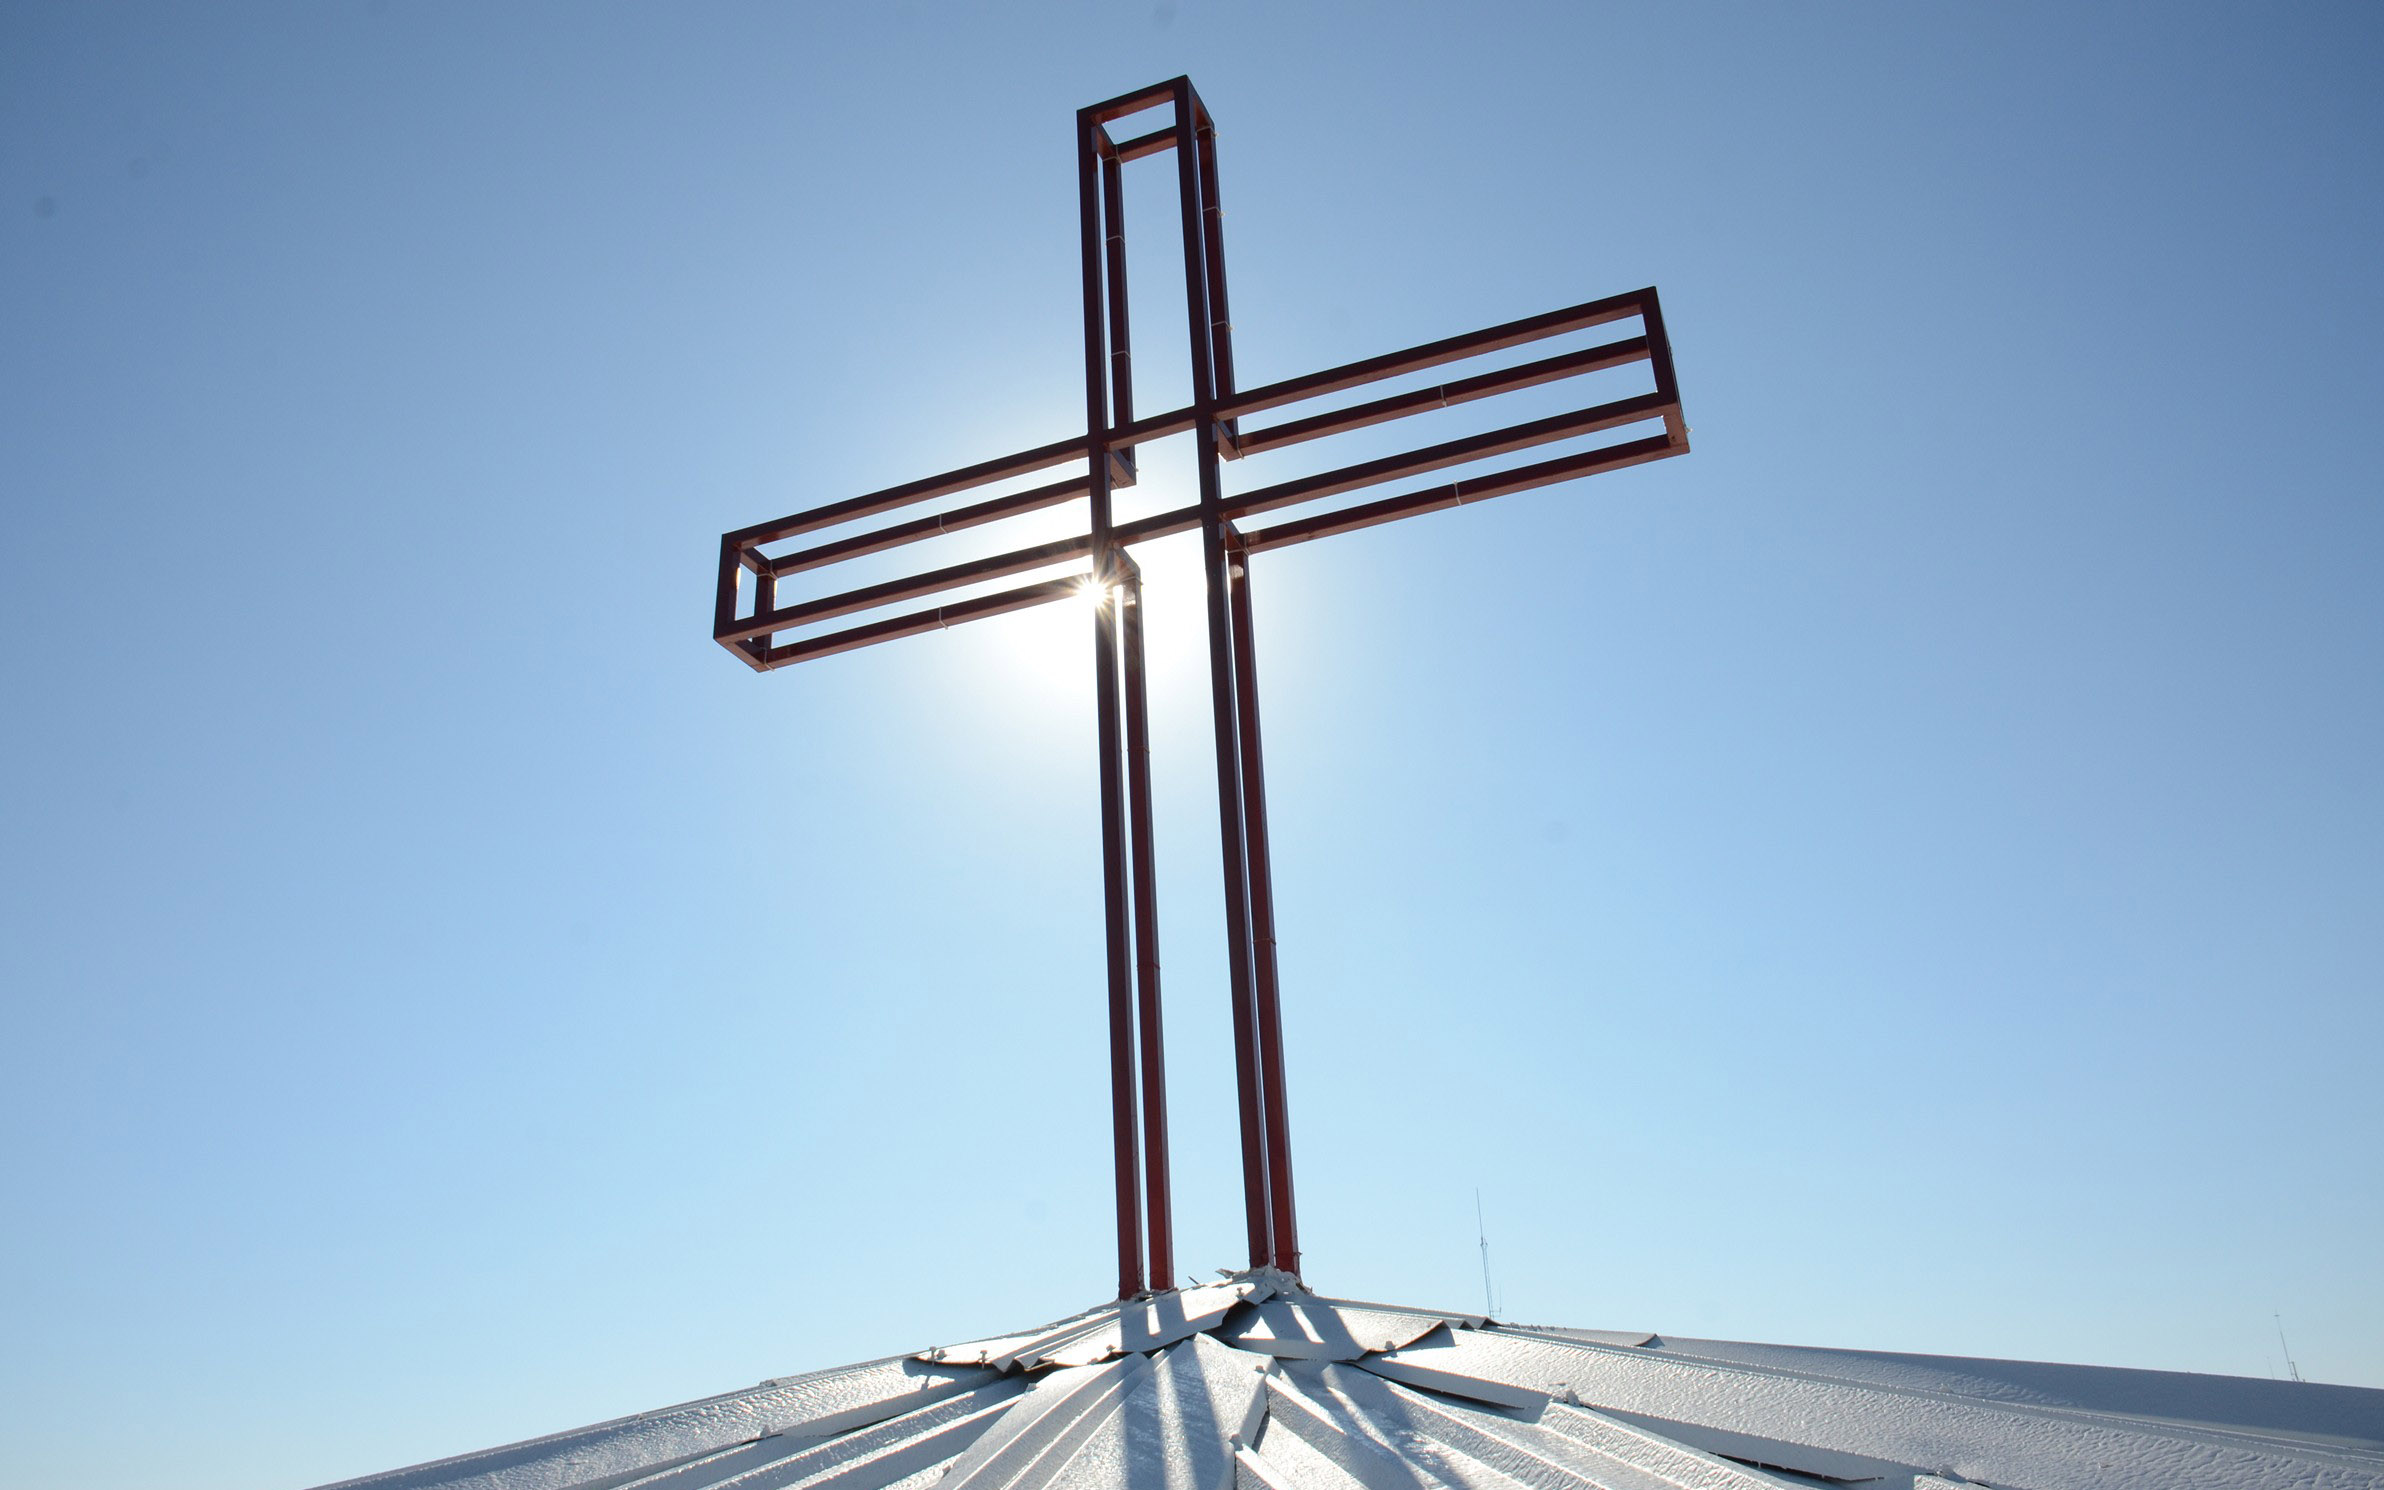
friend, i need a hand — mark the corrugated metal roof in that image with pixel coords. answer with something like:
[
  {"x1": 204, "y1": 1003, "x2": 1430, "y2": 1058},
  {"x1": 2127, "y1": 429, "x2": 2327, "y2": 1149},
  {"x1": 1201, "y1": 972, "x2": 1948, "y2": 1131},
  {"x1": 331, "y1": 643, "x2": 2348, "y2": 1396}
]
[{"x1": 315, "y1": 1276, "x2": 2384, "y2": 1490}]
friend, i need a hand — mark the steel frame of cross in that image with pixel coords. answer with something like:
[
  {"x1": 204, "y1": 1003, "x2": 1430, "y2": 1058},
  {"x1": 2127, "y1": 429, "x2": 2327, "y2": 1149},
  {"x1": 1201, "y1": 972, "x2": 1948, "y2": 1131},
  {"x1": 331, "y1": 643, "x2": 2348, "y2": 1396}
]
[{"x1": 712, "y1": 78, "x2": 1689, "y2": 1300}]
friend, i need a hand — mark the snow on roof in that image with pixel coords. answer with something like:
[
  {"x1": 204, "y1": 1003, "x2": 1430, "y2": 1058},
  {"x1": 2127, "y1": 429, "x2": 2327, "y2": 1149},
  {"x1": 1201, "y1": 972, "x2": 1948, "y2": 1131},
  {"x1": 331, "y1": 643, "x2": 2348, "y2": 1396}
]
[{"x1": 314, "y1": 1274, "x2": 2384, "y2": 1490}]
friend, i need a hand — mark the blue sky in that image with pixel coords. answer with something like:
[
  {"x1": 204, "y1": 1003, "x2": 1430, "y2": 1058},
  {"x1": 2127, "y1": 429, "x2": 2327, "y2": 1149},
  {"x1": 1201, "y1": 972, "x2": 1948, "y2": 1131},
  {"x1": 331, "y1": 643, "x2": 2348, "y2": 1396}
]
[{"x1": 3, "y1": 4, "x2": 2380, "y2": 1487}]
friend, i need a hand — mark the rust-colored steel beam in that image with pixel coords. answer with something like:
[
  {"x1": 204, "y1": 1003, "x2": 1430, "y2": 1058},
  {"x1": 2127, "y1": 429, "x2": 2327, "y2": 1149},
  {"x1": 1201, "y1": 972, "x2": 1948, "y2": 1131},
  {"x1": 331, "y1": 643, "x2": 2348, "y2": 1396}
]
[
  {"x1": 723, "y1": 430, "x2": 1087, "y2": 552},
  {"x1": 722, "y1": 531, "x2": 1095, "y2": 645},
  {"x1": 1198, "y1": 107, "x2": 1291, "y2": 1276},
  {"x1": 1168, "y1": 78, "x2": 1274, "y2": 1273},
  {"x1": 1220, "y1": 287, "x2": 1656, "y2": 421},
  {"x1": 1193, "y1": 98, "x2": 1239, "y2": 450},
  {"x1": 1109, "y1": 124, "x2": 1177, "y2": 162},
  {"x1": 1642, "y1": 286, "x2": 1687, "y2": 446},
  {"x1": 1094, "y1": 572, "x2": 1141, "y2": 1304},
  {"x1": 769, "y1": 475, "x2": 1089, "y2": 578},
  {"x1": 1120, "y1": 554, "x2": 1171, "y2": 1292},
  {"x1": 1080, "y1": 125, "x2": 1145, "y2": 1305},
  {"x1": 1083, "y1": 78, "x2": 1181, "y2": 125},
  {"x1": 1105, "y1": 171, "x2": 1172, "y2": 1296},
  {"x1": 1226, "y1": 528, "x2": 1297, "y2": 1276},
  {"x1": 1228, "y1": 390, "x2": 1676, "y2": 522},
  {"x1": 713, "y1": 532, "x2": 746, "y2": 646},
  {"x1": 1230, "y1": 337, "x2": 1651, "y2": 458},
  {"x1": 1238, "y1": 433, "x2": 1680, "y2": 555},
  {"x1": 1080, "y1": 100, "x2": 1144, "y2": 1303},
  {"x1": 747, "y1": 575, "x2": 1085, "y2": 669},
  {"x1": 1101, "y1": 148, "x2": 1136, "y2": 487}
]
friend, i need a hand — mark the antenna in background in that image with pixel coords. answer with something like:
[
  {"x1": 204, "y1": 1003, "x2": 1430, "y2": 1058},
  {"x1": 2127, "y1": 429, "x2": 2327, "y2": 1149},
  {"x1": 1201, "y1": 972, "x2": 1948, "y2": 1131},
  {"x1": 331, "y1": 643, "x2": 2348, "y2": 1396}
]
[
  {"x1": 1475, "y1": 1188, "x2": 1501, "y2": 1319},
  {"x1": 2275, "y1": 1312, "x2": 2305, "y2": 1383}
]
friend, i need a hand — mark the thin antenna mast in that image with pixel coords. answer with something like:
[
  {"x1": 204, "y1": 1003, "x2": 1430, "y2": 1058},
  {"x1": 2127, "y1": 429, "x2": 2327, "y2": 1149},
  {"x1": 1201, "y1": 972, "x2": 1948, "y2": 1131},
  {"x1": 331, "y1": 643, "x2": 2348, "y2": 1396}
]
[
  {"x1": 1475, "y1": 1189, "x2": 1499, "y2": 1318},
  {"x1": 2275, "y1": 1312, "x2": 2305, "y2": 1383}
]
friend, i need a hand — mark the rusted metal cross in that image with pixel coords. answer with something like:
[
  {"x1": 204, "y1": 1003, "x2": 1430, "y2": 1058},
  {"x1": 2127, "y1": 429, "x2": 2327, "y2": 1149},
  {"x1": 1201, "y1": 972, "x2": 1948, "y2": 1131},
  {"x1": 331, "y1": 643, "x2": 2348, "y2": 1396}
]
[{"x1": 712, "y1": 78, "x2": 1688, "y2": 1300}]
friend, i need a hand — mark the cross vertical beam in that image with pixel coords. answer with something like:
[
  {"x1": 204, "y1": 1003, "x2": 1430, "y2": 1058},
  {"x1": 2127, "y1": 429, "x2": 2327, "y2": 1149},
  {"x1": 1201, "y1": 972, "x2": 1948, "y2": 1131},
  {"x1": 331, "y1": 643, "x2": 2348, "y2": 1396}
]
[
  {"x1": 1227, "y1": 527, "x2": 1298, "y2": 1275},
  {"x1": 1118, "y1": 553, "x2": 1171, "y2": 1291},
  {"x1": 1158, "y1": 78, "x2": 1268, "y2": 1268},
  {"x1": 1153, "y1": 83, "x2": 1299, "y2": 1275},
  {"x1": 1191, "y1": 94, "x2": 1301, "y2": 1276},
  {"x1": 1079, "y1": 100, "x2": 1151, "y2": 1300}
]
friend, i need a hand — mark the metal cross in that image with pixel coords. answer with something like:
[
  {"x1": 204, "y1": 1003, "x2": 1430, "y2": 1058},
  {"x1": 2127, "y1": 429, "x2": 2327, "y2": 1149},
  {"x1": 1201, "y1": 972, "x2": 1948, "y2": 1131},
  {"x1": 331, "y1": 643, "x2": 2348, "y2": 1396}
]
[{"x1": 711, "y1": 78, "x2": 1689, "y2": 1300}]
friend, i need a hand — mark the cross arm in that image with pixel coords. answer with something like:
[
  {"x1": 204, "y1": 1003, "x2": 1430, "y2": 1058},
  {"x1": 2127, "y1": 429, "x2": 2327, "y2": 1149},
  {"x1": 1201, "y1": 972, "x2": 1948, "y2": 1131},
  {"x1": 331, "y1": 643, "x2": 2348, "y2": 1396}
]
[
  {"x1": 1221, "y1": 284, "x2": 1657, "y2": 425},
  {"x1": 714, "y1": 286, "x2": 1687, "y2": 671}
]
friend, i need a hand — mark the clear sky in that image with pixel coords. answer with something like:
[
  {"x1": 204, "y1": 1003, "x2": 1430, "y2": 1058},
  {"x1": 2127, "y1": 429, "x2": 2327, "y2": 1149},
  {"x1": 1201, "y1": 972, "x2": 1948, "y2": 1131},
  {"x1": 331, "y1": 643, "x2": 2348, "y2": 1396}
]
[{"x1": 4, "y1": 4, "x2": 2380, "y2": 1488}]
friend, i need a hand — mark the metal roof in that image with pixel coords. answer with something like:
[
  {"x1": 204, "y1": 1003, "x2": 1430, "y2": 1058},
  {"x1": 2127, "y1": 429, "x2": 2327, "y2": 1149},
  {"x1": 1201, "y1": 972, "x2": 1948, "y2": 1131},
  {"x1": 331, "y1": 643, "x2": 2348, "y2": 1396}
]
[{"x1": 316, "y1": 1275, "x2": 2384, "y2": 1490}]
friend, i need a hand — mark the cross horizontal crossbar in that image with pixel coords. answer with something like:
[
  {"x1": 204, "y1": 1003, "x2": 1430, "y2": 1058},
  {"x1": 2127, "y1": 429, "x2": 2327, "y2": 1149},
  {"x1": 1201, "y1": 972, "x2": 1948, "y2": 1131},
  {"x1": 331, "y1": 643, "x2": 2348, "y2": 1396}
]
[{"x1": 713, "y1": 286, "x2": 1686, "y2": 670}]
